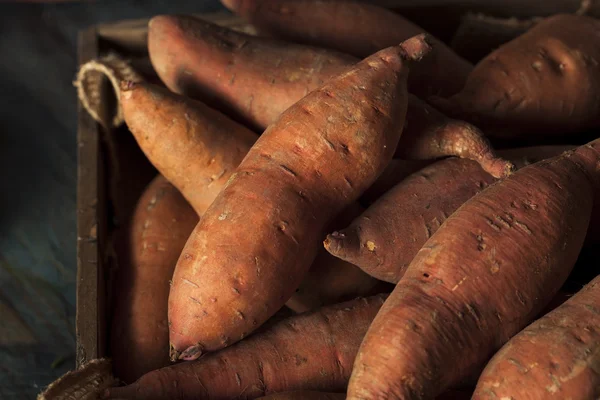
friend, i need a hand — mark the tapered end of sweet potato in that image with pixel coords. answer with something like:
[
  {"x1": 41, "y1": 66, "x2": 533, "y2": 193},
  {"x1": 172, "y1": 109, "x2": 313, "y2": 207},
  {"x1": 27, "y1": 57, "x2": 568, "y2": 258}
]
[
  {"x1": 398, "y1": 33, "x2": 434, "y2": 62},
  {"x1": 324, "y1": 230, "x2": 362, "y2": 263}
]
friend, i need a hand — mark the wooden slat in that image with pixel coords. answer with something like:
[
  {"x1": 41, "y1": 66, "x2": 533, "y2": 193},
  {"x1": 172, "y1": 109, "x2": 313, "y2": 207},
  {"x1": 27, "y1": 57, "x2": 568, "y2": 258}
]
[{"x1": 76, "y1": 25, "x2": 100, "y2": 368}]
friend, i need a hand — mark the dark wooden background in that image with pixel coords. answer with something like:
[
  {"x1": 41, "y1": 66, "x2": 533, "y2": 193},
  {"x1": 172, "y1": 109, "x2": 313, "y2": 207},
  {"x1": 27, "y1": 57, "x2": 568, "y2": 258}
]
[{"x1": 0, "y1": 1, "x2": 222, "y2": 398}]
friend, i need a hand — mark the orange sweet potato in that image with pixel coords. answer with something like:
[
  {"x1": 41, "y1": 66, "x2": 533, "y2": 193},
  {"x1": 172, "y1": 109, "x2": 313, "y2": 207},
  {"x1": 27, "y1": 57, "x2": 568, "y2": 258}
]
[
  {"x1": 286, "y1": 202, "x2": 391, "y2": 313},
  {"x1": 105, "y1": 295, "x2": 387, "y2": 400},
  {"x1": 472, "y1": 275, "x2": 600, "y2": 399},
  {"x1": 110, "y1": 175, "x2": 199, "y2": 383},
  {"x1": 326, "y1": 145, "x2": 574, "y2": 283},
  {"x1": 168, "y1": 36, "x2": 431, "y2": 361},
  {"x1": 121, "y1": 81, "x2": 387, "y2": 314},
  {"x1": 120, "y1": 81, "x2": 257, "y2": 216},
  {"x1": 347, "y1": 139, "x2": 600, "y2": 400},
  {"x1": 221, "y1": 0, "x2": 473, "y2": 97},
  {"x1": 257, "y1": 392, "x2": 344, "y2": 400},
  {"x1": 326, "y1": 157, "x2": 496, "y2": 283},
  {"x1": 148, "y1": 15, "x2": 511, "y2": 178},
  {"x1": 431, "y1": 14, "x2": 600, "y2": 139}
]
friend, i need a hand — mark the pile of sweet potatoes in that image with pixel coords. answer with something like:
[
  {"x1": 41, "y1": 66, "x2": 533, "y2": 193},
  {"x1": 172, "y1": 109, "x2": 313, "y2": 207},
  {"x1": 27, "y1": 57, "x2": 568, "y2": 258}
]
[{"x1": 105, "y1": 2, "x2": 600, "y2": 399}]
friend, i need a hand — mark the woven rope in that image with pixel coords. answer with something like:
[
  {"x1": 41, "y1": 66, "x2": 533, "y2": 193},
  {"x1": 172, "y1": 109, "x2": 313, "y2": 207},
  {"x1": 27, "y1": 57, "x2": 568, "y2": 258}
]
[
  {"x1": 74, "y1": 53, "x2": 143, "y2": 128},
  {"x1": 37, "y1": 359, "x2": 116, "y2": 400}
]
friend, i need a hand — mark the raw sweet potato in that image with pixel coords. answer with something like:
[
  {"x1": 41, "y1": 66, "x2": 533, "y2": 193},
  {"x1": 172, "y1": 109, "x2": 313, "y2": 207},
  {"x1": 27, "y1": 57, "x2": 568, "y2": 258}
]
[
  {"x1": 257, "y1": 389, "x2": 473, "y2": 400},
  {"x1": 431, "y1": 14, "x2": 600, "y2": 139},
  {"x1": 286, "y1": 202, "x2": 391, "y2": 313},
  {"x1": 168, "y1": 36, "x2": 431, "y2": 361},
  {"x1": 221, "y1": 0, "x2": 473, "y2": 97},
  {"x1": 148, "y1": 14, "x2": 355, "y2": 131},
  {"x1": 148, "y1": 15, "x2": 511, "y2": 178},
  {"x1": 326, "y1": 145, "x2": 576, "y2": 283},
  {"x1": 359, "y1": 159, "x2": 433, "y2": 206},
  {"x1": 325, "y1": 157, "x2": 496, "y2": 284},
  {"x1": 120, "y1": 81, "x2": 257, "y2": 215},
  {"x1": 401, "y1": 94, "x2": 513, "y2": 178},
  {"x1": 110, "y1": 175, "x2": 199, "y2": 383},
  {"x1": 347, "y1": 138, "x2": 600, "y2": 400},
  {"x1": 257, "y1": 392, "x2": 344, "y2": 400},
  {"x1": 120, "y1": 80, "x2": 386, "y2": 314},
  {"x1": 472, "y1": 275, "x2": 600, "y2": 399},
  {"x1": 105, "y1": 295, "x2": 387, "y2": 400}
]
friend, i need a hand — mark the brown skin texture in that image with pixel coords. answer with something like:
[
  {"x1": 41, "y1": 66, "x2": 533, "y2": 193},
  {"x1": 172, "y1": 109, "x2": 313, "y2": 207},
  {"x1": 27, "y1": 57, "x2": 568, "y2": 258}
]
[
  {"x1": 148, "y1": 14, "x2": 356, "y2": 132},
  {"x1": 326, "y1": 145, "x2": 576, "y2": 283},
  {"x1": 256, "y1": 391, "x2": 344, "y2": 400},
  {"x1": 120, "y1": 82, "x2": 257, "y2": 216},
  {"x1": 286, "y1": 202, "x2": 391, "y2": 313},
  {"x1": 120, "y1": 81, "x2": 386, "y2": 315},
  {"x1": 347, "y1": 139, "x2": 600, "y2": 400},
  {"x1": 221, "y1": 0, "x2": 473, "y2": 98},
  {"x1": 325, "y1": 157, "x2": 496, "y2": 284},
  {"x1": 110, "y1": 175, "x2": 199, "y2": 383},
  {"x1": 431, "y1": 14, "x2": 600, "y2": 139},
  {"x1": 168, "y1": 37, "x2": 431, "y2": 361},
  {"x1": 359, "y1": 159, "x2": 434, "y2": 206},
  {"x1": 257, "y1": 389, "x2": 473, "y2": 400},
  {"x1": 148, "y1": 15, "x2": 511, "y2": 178},
  {"x1": 105, "y1": 295, "x2": 387, "y2": 400},
  {"x1": 472, "y1": 275, "x2": 600, "y2": 399}
]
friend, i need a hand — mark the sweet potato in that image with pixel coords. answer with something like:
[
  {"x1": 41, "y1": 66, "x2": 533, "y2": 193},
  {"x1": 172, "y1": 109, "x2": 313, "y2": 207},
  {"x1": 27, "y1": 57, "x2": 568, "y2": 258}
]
[
  {"x1": 148, "y1": 15, "x2": 511, "y2": 178},
  {"x1": 286, "y1": 202, "x2": 391, "y2": 313},
  {"x1": 347, "y1": 138, "x2": 600, "y2": 400},
  {"x1": 257, "y1": 392, "x2": 344, "y2": 400},
  {"x1": 105, "y1": 295, "x2": 387, "y2": 400},
  {"x1": 221, "y1": 0, "x2": 473, "y2": 97},
  {"x1": 431, "y1": 14, "x2": 600, "y2": 139},
  {"x1": 168, "y1": 36, "x2": 431, "y2": 361},
  {"x1": 120, "y1": 81, "x2": 387, "y2": 314},
  {"x1": 472, "y1": 275, "x2": 600, "y2": 399},
  {"x1": 148, "y1": 14, "x2": 355, "y2": 131},
  {"x1": 257, "y1": 389, "x2": 472, "y2": 400},
  {"x1": 110, "y1": 175, "x2": 199, "y2": 383},
  {"x1": 326, "y1": 157, "x2": 496, "y2": 283},
  {"x1": 401, "y1": 95, "x2": 513, "y2": 178},
  {"x1": 120, "y1": 81, "x2": 257, "y2": 215},
  {"x1": 326, "y1": 145, "x2": 576, "y2": 283}
]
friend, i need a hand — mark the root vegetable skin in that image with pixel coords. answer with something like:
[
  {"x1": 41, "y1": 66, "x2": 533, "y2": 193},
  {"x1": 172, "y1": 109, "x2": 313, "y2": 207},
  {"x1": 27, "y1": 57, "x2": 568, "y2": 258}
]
[
  {"x1": 148, "y1": 14, "x2": 355, "y2": 131},
  {"x1": 105, "y1": 295, "x2": 387, "y2": 400},
  {"x1": 222, "y1": 0, "x2": 473, "y2": 98},
  {"x1": 401, "y1": 95, "x2": 513, "y2": 178},
  {"x1": 110, "y1": 176, "x2": 199, "y2": 383},
  {"x1": 257, "y1": 392, "x2": 344, "y2": 400},
  {"x1": 431, "y1": 14, "x2": 600, "y2": 138},
  {"x1": 347, "y1": 139, "x2": 600, "y2": 400},
  {"x1": 286, "y1": 202, "x2": 391, "y2": 313},
  {"x1": 120, "y1": 82, "x2": 257, "y2": 215},
  {"x1": 168, "y1": 37, "x2": 431, "y2": 361},
  {"x1": 120, "y1": 81, "x2": 382, "y2": 315},
  {"x1": 148, "y1": 15, "x2": 509, "y2": 177},
  {"x1": 326, "y1": 157, "x2": 497, "y2": 283},
  {"x1": 473, "y1": 275, "x2": 600, "y2": 399},
  {"x1": 327, "y1": 145, "x2": 577, "y2": 284}
]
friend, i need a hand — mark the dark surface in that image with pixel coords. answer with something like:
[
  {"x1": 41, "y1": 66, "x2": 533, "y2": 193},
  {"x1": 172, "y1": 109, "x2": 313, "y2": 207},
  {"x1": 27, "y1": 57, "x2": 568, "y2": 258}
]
[{"x1": 0, "y1": 1, "x2": 222, "y2": 398}]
